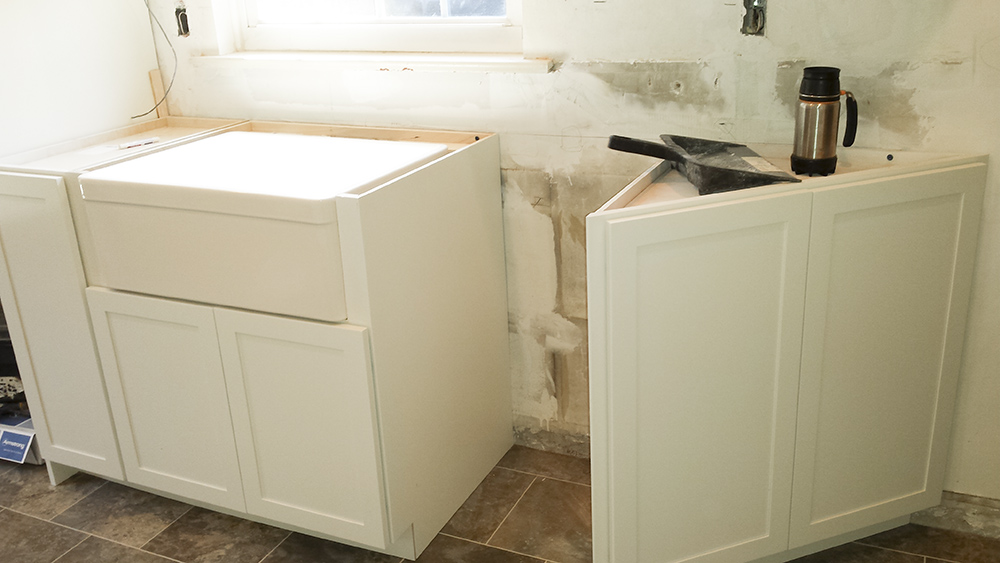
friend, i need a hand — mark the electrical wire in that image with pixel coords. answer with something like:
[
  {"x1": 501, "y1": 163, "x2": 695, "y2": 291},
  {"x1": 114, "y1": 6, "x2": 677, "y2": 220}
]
[{"x1": 132, "y1": 0, "x2": 178, "y2": 119}]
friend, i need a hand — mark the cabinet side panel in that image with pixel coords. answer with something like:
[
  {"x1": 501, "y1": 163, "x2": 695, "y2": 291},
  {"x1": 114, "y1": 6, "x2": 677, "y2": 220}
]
[
  {"x1": 791, "y1": 163, "x2": 987, "y2": 546},
  {"x1": 586, "y1": 211, "x2": 612, "y2": 563},
  {"x1": 606, "y1": 193, "x2": 811, "y2": 563},
  {"x1": 0, "y1": 172, "x2": 122, "y2": 478},
  {"x1": 349, "y1": 136, "x2": 512, "y2": 553}
]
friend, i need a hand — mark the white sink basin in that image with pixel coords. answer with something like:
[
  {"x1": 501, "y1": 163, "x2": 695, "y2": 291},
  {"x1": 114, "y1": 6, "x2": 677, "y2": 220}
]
[{"x1": 79, "y1": 131, "x2": 448, "y2": 322}]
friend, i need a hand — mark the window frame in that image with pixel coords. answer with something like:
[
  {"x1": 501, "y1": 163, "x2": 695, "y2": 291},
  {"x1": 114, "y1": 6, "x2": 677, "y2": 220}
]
[{"x1": 234, "y1": 0, "x2": 524, "y2": 54}]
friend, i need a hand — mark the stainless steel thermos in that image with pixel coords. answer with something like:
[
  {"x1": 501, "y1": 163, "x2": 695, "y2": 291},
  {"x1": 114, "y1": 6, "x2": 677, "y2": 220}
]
[{"x1": 791, "y1": 66, "x2": 857, "y2": 176}]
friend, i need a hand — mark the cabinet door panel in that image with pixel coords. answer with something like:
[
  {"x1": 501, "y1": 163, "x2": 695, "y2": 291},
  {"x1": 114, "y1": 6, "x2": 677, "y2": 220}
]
[
  {"x1": 215, "y1": 309, "x2": 387, "y2": 548},
  {"x1": 790, "y1": 163, "x2": 986, "y2": 547},
  {"x1": 87, "y1": 289, "x2": 245, "y2": 512},
  {"x1": 602, "y1": 192, "x2": 811, "y2": 563},
  {"x1": 0, "y1": 172, "x2": 121, "y2": 478}
]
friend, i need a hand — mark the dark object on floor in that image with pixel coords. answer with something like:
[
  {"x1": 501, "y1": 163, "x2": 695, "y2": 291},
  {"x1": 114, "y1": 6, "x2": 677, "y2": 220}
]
[{"x1": 608, "y1": 134, "x2": 801, "y2": 195}]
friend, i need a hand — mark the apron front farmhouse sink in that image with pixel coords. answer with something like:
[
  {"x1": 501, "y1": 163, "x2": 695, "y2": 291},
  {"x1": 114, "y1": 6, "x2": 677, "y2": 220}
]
[{"x1": 78, "y1": 130, "x2": 448, "y2": 322}]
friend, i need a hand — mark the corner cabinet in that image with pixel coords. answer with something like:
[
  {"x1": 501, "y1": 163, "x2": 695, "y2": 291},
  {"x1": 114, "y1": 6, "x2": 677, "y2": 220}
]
[
  {"x1": 587, "y1": 152, "x2": 987, "y2": 563},
  {"x1": 87, "y1": 288, "x2": 389, "y2": 548}
]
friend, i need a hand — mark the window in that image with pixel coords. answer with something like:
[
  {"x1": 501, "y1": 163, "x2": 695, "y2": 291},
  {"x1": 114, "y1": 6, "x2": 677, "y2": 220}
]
[
  {"x1": 252, "y1": 0, "x2": 507, "y2": 22},
  {"x1": 237, "y1": 0, "x2": 523, "y2": 54}
]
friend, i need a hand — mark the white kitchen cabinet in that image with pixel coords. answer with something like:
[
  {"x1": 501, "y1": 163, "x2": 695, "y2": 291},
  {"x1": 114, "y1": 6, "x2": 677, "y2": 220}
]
[
  {"x1": 588, "y1": 149, "x2": 987, "y2": 563},
  {"x1": 0, "y1": 172, "x2": 122, "y2": 479},
  {"x1": 87, "y1": 289, "x2": 245, "y2": 512},
  {"x1": 0, "y1": 117, "x2": 244, "y2": 482},
  {"x1": 73, "y1": 122, "x2": 511, "y2": 560},
  {"x1": 600, "y1": 191, "x2": 811, "y2": 563},
  {"x1": 88, "y1": 288, "x2": 390, "y2": 548},
  {"x1": 789, "y1": 163, "x2": 986, "y2": 547},
  {"x1": 215, "y1": 308, "x2": 388, "y2": 549}
]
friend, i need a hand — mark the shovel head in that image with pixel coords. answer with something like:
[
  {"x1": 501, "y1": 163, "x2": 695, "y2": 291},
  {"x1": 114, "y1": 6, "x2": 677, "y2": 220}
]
[{"x1": 661, "y1": 134, "x2": 800, "y2": 195}]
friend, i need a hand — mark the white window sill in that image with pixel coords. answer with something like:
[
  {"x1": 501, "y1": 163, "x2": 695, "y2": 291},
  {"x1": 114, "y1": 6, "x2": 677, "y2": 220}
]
[{"x1": 193, "y1": 51, "x2": 552, "y2": 73}]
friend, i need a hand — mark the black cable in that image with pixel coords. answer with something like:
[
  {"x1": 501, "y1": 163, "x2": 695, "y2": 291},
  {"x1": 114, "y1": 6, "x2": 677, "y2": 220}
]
[{"x1": 133, "y1": 0, "x2": 179, "y2": 119}]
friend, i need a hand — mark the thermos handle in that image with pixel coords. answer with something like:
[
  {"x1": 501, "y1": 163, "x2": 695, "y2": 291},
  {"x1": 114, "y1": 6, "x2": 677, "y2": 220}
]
[{"x1": 843, "y1": 91, "x2": 857, "y2": 147}]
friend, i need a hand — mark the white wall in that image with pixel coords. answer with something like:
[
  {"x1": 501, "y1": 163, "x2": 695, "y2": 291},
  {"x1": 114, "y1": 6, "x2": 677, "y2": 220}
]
[
  {"x1": 0, "y1": 0, "x2": 158, "y2": 157},
  {"x1": 149, "y1": 0, "x2": 1000, "y2": 496}
]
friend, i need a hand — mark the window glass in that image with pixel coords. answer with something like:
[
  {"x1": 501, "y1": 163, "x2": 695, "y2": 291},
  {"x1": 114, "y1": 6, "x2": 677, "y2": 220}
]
[{"x1": 253, "y1": 0, "x2": 507, "y2": 23}]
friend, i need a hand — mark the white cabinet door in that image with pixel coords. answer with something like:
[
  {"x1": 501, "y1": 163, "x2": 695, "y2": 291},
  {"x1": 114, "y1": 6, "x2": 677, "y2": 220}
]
[
  {"x1": 790, "y1": 163, "x2": 987, "y2": 547},
  {"x1": 0, "y1": 172, "x2": 122, "y2": 478},
  {"x1": 215, "y1": 309, "x2": 388, "y2": 548},
  {"x1": 87, "y1": 288, "x2": 245, "y2": 512},
  {"x1": 597, "y1": 192, "x2": 811, "y2": 563}
]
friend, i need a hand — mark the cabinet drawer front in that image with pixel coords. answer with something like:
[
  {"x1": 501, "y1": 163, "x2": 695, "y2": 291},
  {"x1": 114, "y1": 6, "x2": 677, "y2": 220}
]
[
  {"x1": 601, "y1": 192, "x2": 811, "y2": 563},
  {"x1": 87, "y1": 288, "x2": 245, "y2": 512},
  {"x1": 215, "y1": 309, "x2": 388, "y2": 549}
]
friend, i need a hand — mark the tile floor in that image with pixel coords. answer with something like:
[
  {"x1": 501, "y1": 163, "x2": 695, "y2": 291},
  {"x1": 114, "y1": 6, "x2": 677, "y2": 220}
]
[{"x1": 1, "y1": 445, "x2": 998, "y2": 563}]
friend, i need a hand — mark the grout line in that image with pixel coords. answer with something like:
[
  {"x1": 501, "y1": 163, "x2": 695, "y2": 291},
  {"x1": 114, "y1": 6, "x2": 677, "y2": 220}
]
[
  {"x1": 49, "y1": 478, "x2": 110, "y2": 521},
  {"x1": 5, "y1": 505, "x2": 101, "y2": 534},
  {"x1": 3, "y1": 506, "x2": 182, "y2": 562},
  {"x1": 256, "y1": 530, "x2": 293, "y2": 563},
  {"x1": 496, "y1": 466, "x2": 591, "y2": 488},
  {"x1": 438, "y1": 532, "x2": 548, "y2": 562},
  {"x1": 99, "y1": 534, "x2": 189, "y2": 563},
  {"x1": 853, "y1": 541, "x2": 963, "y2": 563},
  {"x1": 6, "y1": 508, "x2": 184, "y2": 563},
  {"x1": 81, "y1": 534, "x2": 188, "y2": 562},
  {"x1": 49, "y1": 533, "x2": 91, "y2": 563},
  {"x1": 485, "y1": 475, "x2": 537, "y2": 547},
  {"x1": 139, "y1": 503, "x2": 195, "y2": 550}
]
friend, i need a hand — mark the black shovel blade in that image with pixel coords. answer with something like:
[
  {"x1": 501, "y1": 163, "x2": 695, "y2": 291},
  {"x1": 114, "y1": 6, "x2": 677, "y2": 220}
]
[{"x1": 661, "y1": 135, "x2": 800, "y2": 195}]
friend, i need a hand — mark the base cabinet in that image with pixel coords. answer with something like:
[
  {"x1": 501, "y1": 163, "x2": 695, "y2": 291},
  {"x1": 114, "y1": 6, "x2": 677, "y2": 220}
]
[
  {"x1": 588, "y1": 158, "x2": 987, "y2": 563},
  {"x1": 88, "y1": 288, "x2": 387, "y2": 547}
]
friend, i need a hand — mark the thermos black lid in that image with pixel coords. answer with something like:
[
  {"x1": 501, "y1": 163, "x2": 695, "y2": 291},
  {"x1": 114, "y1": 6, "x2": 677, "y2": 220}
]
[{"x1": 799, "y1": 66, "x2": 841, "y2": 100}]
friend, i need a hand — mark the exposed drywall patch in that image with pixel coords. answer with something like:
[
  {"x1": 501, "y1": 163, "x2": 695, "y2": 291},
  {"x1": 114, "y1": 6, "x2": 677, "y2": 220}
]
[
  {"x1": 552, "y1": 317, "x2": 590, "y2": 432},
  {"x1": 513, "y1": 418, "x2": 591, "y2": 458},
  {"x1": 503, "y1": 175, "x2": 589, "y2": 425},
  {"x1": 982, "y1": 36, "x2": 1000, "y2": 71},
  {"x1": 577, "y1": 61, "x2": 725, "y2": 111},
  {"x1": 775, "y1": 60, "x2": 808, "y2": 115},
  {"x1": 849, "y1": 63, "x2": 925, "y2": 140}
]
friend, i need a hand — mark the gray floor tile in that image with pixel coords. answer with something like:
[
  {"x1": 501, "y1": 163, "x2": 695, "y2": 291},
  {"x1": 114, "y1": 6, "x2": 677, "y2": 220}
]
[
  {"x1": 441, "y1": 467, "x2": 536, "y2": 543},
  {"x1": 53, "y1": 481, "x2": 192, "y2": 547},
  {"x1": 58, "y1": 536, "x2": 179, "y2": 563},
  {"x1": 260, "y1": 532, "x2": 402, "y2": 563},
  {"x1": 857, "y1": 523, "x2": 1000, "y2": 563},
  {"x1": 143, "y1": 506, "x2": 290, "y2": 563},
  {"x1": 790, "y1": 542, "x2": 922, "y2": 562},
  {"x1": 0, "y1": 508, "x2": 87, "y2": 563},
  {"x1": 417, "y1": 534, "x2": 544, "y2": 563},
  {"x1": 489, "y1": 477, "x2": 592, "y2": 563},
  {"x1": 497, "y1": 446, "x2": 591, "y2": 486},
  {"x1": 0, "y1": 462, "x2": 105, "y2": 519}
]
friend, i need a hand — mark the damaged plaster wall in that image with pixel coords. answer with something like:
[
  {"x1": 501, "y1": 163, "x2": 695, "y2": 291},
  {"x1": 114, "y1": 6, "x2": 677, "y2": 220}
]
[{"x1": 149, "y1": 0, "x2": 1000, "y2": 495}]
